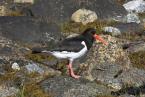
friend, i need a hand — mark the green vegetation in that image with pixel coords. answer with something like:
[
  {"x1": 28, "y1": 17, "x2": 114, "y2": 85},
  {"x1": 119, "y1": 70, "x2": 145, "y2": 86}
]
[
  {"x1": 61, "y1": 20, "x2": 119, "y2": 36},
  {"x1": 26, "y1": 53, "x2": 56, "y2": 63},
  {"x1": 6, "y1": 11, "x2": 24, "y2": 16},
  {"x1": 16, "y1": 83, "x2": 51, "y2": 97},
  {"x1": 26, "y1": 53, "x2": 68, "y2": 75},
  {"x1": 0, "y1": 66, "x2": 52, "y2": 97}
]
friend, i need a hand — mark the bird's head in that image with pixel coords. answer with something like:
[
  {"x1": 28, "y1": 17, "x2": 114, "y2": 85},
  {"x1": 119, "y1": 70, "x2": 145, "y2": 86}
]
[{"x1": 82, "y1": 28, "x2": 108, "y2": 45}]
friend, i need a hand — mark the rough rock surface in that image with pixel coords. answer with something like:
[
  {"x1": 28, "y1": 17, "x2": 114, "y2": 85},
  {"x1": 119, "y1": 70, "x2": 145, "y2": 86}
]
[
  {"x1": 0, "y1": 6, "x2": 6, "y2": 16},
  {"x1": 123, "y1": 0, "x2": 145, "y2": 13},
  {"x1": 71, "y1": 35, "x2": 129, "y2": 89},
  {"x1": 31, "y1": 0, "x2": 127, "y2": 22},
  {"x1": 123, "y1": 41, "x2": 145, "y2": 53},
  {"x1": 125, "y1": 12, "x2": 140, "y2": 24},
  {"x1": 41, "y1": 76, "x2": 110, "y2": 97},
  {"x1": 14, "y1": 0, "x2": 34, "y2": 4},
  {"x1": 0, "y1": 17, "x2": 62, "y2": 46},
  {"x1": 114, "y1": 22, "x2": 144, "y2": 35},
  {"x1": 0, "y1": 85, "x2": 18, "y2": 97},
  {"x1": 103, "y1": 26, "x2": 121, "y2": 36},
  {"x1": 71, "y1": 9, "x2": 98, "y2": 25}
]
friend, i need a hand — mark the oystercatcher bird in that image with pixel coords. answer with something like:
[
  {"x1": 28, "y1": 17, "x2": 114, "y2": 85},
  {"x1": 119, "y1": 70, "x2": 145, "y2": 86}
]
[{"x1": 32, "y1": 28, "x2": 108, "y2": 79}]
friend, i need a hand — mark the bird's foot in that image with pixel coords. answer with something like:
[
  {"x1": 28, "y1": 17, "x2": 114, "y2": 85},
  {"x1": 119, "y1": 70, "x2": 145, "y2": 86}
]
[
  {"x1": 70, "y1": 73, "x2": 81, "y2": 79},
  {"x1": 67, "y1": 64, "x2": 81, "y2": 79}
]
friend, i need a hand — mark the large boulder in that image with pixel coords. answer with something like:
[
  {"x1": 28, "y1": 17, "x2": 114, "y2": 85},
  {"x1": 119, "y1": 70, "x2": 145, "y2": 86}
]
[
  {"x1": 123, "y1": 0, "x2": 145, "y2": 13},
  {"x1": 41, "y1": 76, "x2": 110, "y2": 97},
  {"x1": 30, "y1": 0, "x2": 127, "y2": 22},
  {"x1": 114, "y1": 22, "x2": 144, "y2": 35},
  {"x1": 0, "y1": 17, "x2": 62, "y2": 46},
  {"x1": 71, "y1": 35, "x2": 145, "y2": 92}
]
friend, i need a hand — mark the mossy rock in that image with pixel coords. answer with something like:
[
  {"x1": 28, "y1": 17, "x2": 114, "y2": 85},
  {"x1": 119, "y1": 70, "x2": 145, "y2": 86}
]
[
  {"x1": 26, "y1": 53, "x2": 68, "y2": 75},
  {"x1": 15, "y1": 82, "x2": 52, "y2": 97},
  {"x1": 26, "y1": 53, "x2": 56, "y2": 63}
]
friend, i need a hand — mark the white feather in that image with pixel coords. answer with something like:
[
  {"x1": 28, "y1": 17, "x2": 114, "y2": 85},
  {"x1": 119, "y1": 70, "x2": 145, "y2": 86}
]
[{"x1": 48, "y1": 41, "x2": 87, "y2": 60}]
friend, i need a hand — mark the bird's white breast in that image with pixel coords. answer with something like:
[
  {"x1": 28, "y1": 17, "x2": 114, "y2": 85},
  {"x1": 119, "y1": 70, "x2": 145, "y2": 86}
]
[{"x1": 51, "y1": 41, "x2": 88, "y2": 60}]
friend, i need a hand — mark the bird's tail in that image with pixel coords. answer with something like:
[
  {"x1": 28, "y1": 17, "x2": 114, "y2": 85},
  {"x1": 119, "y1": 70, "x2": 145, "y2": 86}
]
[
  {"x1": 32, "y1": 47, "x2": 52, "y2": 54},
  {"x1": 32, "y1": 47, "x2": 43, "y2": 54}
]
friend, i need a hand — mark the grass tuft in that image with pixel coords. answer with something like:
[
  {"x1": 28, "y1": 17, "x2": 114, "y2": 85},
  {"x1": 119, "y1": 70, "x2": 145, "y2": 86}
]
[
  {"x1": 129, "y1": 51, "x2": 145, "y2": 69},
  {"x1": 61, "y1": 20, "x2": 119, "y2": 36}
]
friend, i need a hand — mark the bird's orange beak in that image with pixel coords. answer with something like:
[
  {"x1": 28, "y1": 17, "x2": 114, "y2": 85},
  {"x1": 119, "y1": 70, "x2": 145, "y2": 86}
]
[{"x1": 93, "y1": 34, "x2": 108, "y2": 45}]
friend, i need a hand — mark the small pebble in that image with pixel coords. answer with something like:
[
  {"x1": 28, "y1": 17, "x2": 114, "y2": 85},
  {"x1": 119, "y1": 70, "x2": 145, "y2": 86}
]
[{"x1": 12, "y1": 62, "x2": 20, "y2": 70}]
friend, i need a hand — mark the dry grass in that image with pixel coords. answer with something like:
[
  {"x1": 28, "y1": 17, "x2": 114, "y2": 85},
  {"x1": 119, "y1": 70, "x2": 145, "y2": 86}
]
[
  {"x1": 129, "y1": 51, "x2": 145, "y2": 69},
  {"x1": 116, "y1": 0, "x2": 126, "y2": 5},
  {"x1": 16, "y1": 83, "x2": 52, "y2": 97},
  {"x1": 6, "y1": 11, "x2": 24, "y2": 16},
  {"x1": 26, "y1": 53, "x2": 56, "y2": 63},
  {"x1": 61, "y1": 20, "x2": 118, "y2": 36},
  {"x1": 96, "y1": 95, "x2": 115, "y2": 97}
]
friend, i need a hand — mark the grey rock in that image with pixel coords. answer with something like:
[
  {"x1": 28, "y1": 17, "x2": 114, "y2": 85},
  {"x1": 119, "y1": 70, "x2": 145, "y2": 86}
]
[
  {"x1": 111, "y1": 69, "x2": 145, "y2": 96},
  {"x1": 102, "y1": 26, "x2": 121, "y2": 36},
  {"x1": 123, "y1": 0, "x2": 145, "y2": 13},
  {"x1": 41, "y1": 76, "x2": 110, "y2": 97},
  {"x1": 71, "y1": 8, "x2": 98, "y2": 25},
  {"x1": 0, "y1": 85, "x2": 18, "y2": 97},
  {"x1": 0, "y1": 17, "x2": 62, "y2": 46},
  {"x1": 114, "y1": 22, "x2": 144, "y2": 35},
  {"x1": 25, "y1": 63, "x2": 44, "y2": 74},
  {"x1": 123, "y1": 41, "x2": 145, "y2": 53},
  {"x1": 79, "y1": 35, "x2": 145, "y2": 91},
  {"x1": 25, "y1": 62, "x2": 61, "y2": 76},
  {"x1": 74, "y1": 35, "x2": 131, "y2": 90},
  {"x1": 0, "y1": 68, "x2": 6, "y2": 75},
  {"x1": 31, "y1": 0, "x2": 127, "y2": 22},
  {"x1": 125, "y1": 12, "x2": 140, "y2": 24},
  {"x1": 118, "y1": 68, "x2": 145, "y2": 87},
  {"x1": 80, "y1": 35, "x2": 130, "y2": 79},
  {"x1": 0, "y1": 46, "x2": 12, "y2": 55},
  {"x1": 14, "y1": 0, "x2": 34, "y2": 4}
]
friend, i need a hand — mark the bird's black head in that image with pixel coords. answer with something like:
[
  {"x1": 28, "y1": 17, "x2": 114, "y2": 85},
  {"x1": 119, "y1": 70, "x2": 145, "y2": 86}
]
[
  {"x1": 82, "y1": 28, "x2": 108, "y2": 50},
  {"x1": 82, "y1": 28, "x2": 96, "y2": 38}
]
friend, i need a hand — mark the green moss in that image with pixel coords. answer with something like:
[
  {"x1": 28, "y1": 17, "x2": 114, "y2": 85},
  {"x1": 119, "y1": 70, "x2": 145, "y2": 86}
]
[
  {"x1": 6, "y1": 11, "x2": 24, "y2": 16},
  {"x1": 16, "y1": 83, "x2": 52, "y2": 97},
  {"x1": 26, "y1": 53, "x2": 56, "y2": 63},
  {"x1": 26, "y1": 53, "x2": 68, "y2": 75},
  {"x1": 129, "y1": 51, "x2": 145, "y2": 69}
]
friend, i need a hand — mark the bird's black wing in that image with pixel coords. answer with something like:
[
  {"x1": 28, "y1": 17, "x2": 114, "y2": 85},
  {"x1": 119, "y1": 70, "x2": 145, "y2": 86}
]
[{"x1": 51, "y1": 36, "x2": 85, "y2": 52}]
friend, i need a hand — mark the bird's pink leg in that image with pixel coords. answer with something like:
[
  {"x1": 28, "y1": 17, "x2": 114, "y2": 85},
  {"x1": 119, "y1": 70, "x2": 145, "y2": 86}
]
[{"x1": 68, "y1": 63, "x2": 80, "y2": 79}]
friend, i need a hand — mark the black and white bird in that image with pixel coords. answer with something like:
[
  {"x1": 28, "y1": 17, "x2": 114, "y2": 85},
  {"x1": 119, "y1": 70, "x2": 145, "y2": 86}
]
[{"x1": 32, "y1": 28, "x2": 108, "y2": 79}]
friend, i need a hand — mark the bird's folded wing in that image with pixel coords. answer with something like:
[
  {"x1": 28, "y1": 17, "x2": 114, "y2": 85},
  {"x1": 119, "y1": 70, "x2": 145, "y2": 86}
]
[{"x1": 51, "y1": 37, "x2": 84, "y2": 52}]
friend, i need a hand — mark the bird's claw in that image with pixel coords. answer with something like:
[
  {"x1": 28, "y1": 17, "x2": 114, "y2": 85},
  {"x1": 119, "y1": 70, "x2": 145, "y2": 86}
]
[
  {"x1": 67, "y1": 64, "x2": 81, "y2": 79},
  {"x1": 71, "y1": 73, "x2": 81, "y2": 79}
]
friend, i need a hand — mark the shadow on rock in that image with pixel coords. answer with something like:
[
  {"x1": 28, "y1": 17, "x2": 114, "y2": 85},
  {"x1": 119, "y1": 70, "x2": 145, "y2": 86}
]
[{"x1": 111, "y1": 83, "x2": 145, "y2": 96}]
